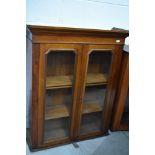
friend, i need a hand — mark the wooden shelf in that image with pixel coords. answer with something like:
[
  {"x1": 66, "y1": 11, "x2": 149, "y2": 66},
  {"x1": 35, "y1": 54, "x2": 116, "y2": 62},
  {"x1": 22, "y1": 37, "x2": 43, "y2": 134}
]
[
  {"x1": 46, "y1": 75, "x2": 73, "y2": 89},
  {"x1": 46, "y1": 73, "x2": 108, "y2": 89},
  {"x1": 83, "y1": 103, "x2": 102, "y2": 114},
  {"x1": 45, "y1": 104, "x2": 70, "y2": 120},
  {"x1": 86, "y1": 73, "x2": 108, "y2": 86},
  {"x1": 45, "y1": 102, "x2": 102, "y2": 120}
]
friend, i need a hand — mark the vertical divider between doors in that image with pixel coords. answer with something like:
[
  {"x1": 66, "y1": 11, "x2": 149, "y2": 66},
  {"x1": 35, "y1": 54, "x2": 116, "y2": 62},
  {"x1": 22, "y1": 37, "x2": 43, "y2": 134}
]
[
  {"x1": 69, "y1": 44, "x2": 82, "y2": 140},
  {"x1": 72, "y1": 44, "x2": 83, "y2": 139},
  {"x1": 74, "y1": 44, "x2": 89, "y2": 138}
]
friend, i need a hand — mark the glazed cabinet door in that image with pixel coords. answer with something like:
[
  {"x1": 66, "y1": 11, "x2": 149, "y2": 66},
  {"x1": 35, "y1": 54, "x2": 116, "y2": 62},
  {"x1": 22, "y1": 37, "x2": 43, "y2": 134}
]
[
  {"x1": 38, "y1": 44, "x2": 82, "y2": 147},
  {"x1": 77, "y1": 44, "x2": 122, "y2": 139}
]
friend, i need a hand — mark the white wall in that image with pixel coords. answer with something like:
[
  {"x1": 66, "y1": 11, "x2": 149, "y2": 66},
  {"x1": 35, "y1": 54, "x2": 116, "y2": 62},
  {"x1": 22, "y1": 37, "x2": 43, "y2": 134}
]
[
  {"x1": 26, "y1": 0, "x2": 128, "y2": 30},
  {"x1": 26, "y1": 0, "x2": 129, "y2": 127}
]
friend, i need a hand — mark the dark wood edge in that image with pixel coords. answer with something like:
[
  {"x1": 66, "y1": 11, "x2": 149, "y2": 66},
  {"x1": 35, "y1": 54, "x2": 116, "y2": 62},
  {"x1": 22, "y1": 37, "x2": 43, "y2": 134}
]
[
  {"x1": 111, "y1": 123, "x2": 129, "y2": 131},
  {"x1": 119, "y1": 122, "x2": 129, "y2": 131},
  {"x1": 111, "y1": 51, "x2": 129, "y2": 131},
  {"x1": 27, "y1": 25, "x2": 129, "y2": 38},
  {"x1": 102, "y1": 45, "x2": 123, "y2": 133}
]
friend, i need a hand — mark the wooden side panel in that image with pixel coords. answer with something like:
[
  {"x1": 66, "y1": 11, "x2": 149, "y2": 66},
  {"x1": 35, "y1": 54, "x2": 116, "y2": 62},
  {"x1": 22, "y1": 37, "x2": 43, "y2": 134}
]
[
  {"x1": 111, "y1": 52, "x2": 129, "y2": 131},
  {"x1": 30, "y1": 44, "x2": 40, "y2": 148},
  {"x1": 102, "y1": 45, "x2": 123, "y2": 133}
]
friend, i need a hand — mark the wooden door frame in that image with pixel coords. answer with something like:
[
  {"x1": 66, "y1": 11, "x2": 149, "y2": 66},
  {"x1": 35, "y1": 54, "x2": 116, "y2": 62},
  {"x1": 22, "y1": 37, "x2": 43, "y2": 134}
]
[
  {"x1": 76, "y1": 44, "x2": 123, "y2": 139},
  {"x1": 37, "y1": 43, "x2": 82, "y2": 147}
]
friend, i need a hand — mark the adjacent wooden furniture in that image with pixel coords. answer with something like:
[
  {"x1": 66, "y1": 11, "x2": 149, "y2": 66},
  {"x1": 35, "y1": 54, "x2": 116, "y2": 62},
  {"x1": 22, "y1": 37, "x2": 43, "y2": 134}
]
[
  {"x1": 111, "y1": 50, "x2": 129, "y2": 131},
  {"x1": 26, "y1": 25, "x2": 129, "y2": 150}
]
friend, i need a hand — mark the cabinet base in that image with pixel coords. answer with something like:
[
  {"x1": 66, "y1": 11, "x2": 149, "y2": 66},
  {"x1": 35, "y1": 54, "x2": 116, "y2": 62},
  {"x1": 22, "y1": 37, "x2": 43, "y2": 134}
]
[{"x1": 26, "y1": 129, "x2": 110, "y2": 152}]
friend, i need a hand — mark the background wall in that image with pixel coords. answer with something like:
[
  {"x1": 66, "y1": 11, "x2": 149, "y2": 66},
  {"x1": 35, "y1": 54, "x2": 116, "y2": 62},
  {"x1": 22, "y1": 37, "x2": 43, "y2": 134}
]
[
  {"x1": 26, "y1": 0, "x2": 128, "y2": 30},
  {"x1": 26, "y1": 0, "x2": 129, "y2": 127}
]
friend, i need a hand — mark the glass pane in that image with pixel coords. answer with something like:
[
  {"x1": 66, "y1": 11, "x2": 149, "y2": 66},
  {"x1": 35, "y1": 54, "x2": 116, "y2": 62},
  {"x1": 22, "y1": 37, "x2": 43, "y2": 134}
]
[
  {"x1": 83, "y1": 86, "x2": 106, "y2": 114},
  {"x1": 80, "y1": 112, "x2": 102, "y2": 135},
  {"x1": 44, "y1": 118, "x2": 69, "y2": 142},
  {"x1": 80, "y1": 50, "x2": 112, "y2": 135},
  {"x1": 86, "y1": 51, "x2": 112, "y2": 85},
  {"x1": 44, "y1": 51, "x2": 75, "y2": 142}
]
